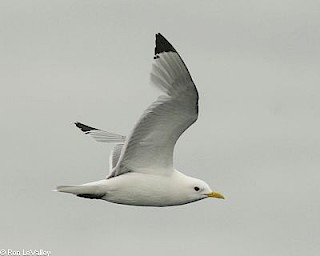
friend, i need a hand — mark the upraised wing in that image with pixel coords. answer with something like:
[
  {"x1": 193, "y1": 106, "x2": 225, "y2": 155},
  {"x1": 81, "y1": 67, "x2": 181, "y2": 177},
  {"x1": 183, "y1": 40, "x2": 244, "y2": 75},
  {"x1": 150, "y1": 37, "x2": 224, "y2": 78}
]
[{"x1": 109, "y1": 33, "x2": 199, "y2": 178}]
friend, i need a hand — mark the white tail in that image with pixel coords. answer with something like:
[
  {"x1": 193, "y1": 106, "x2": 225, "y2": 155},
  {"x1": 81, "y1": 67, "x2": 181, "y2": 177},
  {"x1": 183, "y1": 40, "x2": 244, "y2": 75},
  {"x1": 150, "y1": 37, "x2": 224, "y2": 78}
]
[
  {"x1": 56, "y1": 184, "x2": 106, "y2": 199},
  {"x1": 57, "y1": 185, "x2": 85, "y2": 194}
]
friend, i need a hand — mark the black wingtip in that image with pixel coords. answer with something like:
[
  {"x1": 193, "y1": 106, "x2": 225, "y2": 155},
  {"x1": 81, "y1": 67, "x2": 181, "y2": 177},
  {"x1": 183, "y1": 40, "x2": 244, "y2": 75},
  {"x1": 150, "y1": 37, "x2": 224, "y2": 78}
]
[
  {"x1": 154, "y1": 33, "x2": 177, "y2": 56},
  {"x1": 74, "y1": 122, "x2": 97, "y2": 133}
]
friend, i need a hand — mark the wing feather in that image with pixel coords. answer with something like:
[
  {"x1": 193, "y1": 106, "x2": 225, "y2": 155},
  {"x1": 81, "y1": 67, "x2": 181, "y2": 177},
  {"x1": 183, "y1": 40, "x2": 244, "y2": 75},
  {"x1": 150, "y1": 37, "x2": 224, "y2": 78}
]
[
  {"x1": 75, "y1": 122, "x2": 126, "y2": 143},
  {"x1": 109, "y1": 34, "x2": 199, "y2": 178},
  {"x1": 109, "y1": 143, "x2": 124, "y2": 171}
]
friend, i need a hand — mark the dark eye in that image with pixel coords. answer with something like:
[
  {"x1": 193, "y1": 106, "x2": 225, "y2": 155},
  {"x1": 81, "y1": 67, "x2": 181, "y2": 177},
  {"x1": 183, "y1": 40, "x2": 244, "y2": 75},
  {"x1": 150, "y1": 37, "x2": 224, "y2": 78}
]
[{"x1": 194, "y1": 187, "x2": 200, "y2": 191}]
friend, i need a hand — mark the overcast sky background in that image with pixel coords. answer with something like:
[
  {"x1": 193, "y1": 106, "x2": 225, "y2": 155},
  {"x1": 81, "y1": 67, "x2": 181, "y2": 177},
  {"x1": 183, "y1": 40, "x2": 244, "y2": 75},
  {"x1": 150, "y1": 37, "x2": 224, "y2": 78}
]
[{"x1": 1, "y1": 1, "x2": 319, "y2": 255}]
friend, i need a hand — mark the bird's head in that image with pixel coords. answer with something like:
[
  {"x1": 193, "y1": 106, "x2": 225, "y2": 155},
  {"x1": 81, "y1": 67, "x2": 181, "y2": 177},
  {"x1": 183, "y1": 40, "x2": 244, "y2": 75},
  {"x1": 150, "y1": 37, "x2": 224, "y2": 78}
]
[{"x1": 184, "y1": 176, "x2": 225, "y2": 202}]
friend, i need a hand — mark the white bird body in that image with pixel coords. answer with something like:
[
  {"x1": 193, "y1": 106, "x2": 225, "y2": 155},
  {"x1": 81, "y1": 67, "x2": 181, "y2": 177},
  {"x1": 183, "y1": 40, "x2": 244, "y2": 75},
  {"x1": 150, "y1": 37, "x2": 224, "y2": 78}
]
[
  {"x1": 58, "y1": 170, "x2": 212, "y2": 207},
  {"x1": 57, "y1": 33, "x2": 224, "y2": 207}
]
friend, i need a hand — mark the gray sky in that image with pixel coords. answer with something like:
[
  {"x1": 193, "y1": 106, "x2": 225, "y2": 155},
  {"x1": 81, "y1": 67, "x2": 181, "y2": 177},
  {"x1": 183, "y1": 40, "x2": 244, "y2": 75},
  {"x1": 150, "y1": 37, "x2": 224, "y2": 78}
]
[{"x1": 1, "y1": 1, "x2": 320, "y2": 255}]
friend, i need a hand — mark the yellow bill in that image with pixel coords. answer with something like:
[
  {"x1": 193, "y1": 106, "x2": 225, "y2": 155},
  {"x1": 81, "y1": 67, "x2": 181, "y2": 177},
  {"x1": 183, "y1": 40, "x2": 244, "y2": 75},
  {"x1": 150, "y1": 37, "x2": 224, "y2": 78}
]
[{"x1": 207, "y1": 192, "x2": 225, "y2": 199}]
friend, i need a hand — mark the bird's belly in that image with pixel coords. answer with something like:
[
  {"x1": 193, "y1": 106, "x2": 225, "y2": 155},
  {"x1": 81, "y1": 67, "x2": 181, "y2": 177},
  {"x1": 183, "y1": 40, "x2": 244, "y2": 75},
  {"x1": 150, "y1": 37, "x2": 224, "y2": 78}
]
[
  {"x1": 101, "y1": 173, "x2": 195, "y2": 207},
  {"x1": 103, "y1": 192, "x2": 191, "y2": 207}
]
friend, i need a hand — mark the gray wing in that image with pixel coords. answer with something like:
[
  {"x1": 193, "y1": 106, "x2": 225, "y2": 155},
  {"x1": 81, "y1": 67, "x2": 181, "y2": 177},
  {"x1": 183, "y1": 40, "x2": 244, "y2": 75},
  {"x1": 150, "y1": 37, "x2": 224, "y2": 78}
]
[
  {"x1": 109, "y1": 143, "x2": 124, "y2": 170},
  {"x1": 75, "y1": 122, "x2": 126, "y2": 143},
  {"x1": 110, "y1": 33, "x2": 198, "y2": 178},
  {"x1": 75, "y1": 122, "x2": 126, "y2": 176}
]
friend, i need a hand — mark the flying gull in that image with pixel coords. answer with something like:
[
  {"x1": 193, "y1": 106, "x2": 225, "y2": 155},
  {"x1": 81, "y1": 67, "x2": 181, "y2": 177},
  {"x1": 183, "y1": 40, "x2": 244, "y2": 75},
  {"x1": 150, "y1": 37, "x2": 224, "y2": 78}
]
[{"x1": 56, "y1": 33, "x2": 224, "y2": 206}]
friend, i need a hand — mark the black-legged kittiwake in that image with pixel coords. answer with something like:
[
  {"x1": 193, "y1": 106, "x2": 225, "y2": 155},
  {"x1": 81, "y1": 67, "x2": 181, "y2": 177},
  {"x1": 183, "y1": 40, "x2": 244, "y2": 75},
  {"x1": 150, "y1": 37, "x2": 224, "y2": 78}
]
[{"x1": 56, "y1": 33, "x2": 224, "y2": 207}]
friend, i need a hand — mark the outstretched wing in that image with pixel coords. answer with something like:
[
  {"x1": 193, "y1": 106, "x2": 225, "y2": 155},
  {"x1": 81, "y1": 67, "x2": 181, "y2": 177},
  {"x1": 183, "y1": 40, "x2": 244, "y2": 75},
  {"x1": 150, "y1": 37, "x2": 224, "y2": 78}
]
[
  {"x1": 75, "y1": 122, "x2": 126, "y2": 143},
  {"x1": 110, "y1": 34, "x2": 198, "y2": 177},
  {"x1": 75, "y1": 122, "x2": 126, "y2": 175}
]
